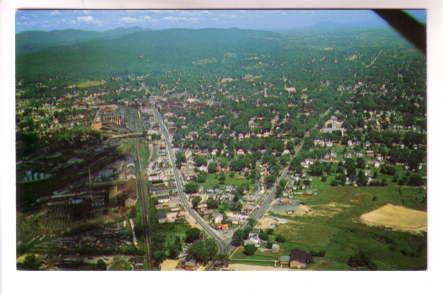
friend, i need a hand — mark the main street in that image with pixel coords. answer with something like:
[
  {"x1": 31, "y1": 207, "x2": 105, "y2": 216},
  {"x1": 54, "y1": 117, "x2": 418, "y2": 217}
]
[{"x1": 152, "y1": 108, "x2": 231, "y2": 254}]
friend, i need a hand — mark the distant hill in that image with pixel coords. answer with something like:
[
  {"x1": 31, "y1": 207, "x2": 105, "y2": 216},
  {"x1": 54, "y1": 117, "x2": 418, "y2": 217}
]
[
  {"x1": 16, "y1": 27, "x2": 419, "y2": 83},
  {"x1": 16, "y1": 27, "x2": 144, "y2": 54},
  {"x1": 16, "y1": 28, "x2": 281, "y2": 80}
]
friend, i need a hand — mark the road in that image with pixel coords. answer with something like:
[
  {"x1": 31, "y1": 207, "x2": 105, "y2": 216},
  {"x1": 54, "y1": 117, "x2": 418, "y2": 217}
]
[
  {"x1": 152, "y1": 108, "x2": 231, "y2": 254},
  {"x1": 247, "y1": 108, "x2": 332, "y2": 224}
]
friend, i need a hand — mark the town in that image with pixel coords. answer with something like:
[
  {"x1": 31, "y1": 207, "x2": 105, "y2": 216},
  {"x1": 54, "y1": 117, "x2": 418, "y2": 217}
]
[{"x1": 16, "y1": 24, "x2": 427, "y2": 271}]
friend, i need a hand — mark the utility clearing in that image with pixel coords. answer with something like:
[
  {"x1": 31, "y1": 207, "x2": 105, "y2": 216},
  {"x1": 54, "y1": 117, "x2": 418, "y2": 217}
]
[{"x1": 359, "y1": 203, "x2": 427, "y2": 234}]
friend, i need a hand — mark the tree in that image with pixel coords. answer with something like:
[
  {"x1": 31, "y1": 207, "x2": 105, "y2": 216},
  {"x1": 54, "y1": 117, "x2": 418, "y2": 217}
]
[
  {"x1": 168, "y1": 236, "x2": 182, "y2": 259},
  {"x1": 109, "y1": 258, "x2": 132, "y2": 270},
  {"x1": 206, "y1": 239, "x2": 218, "y2": 259},
  {"x1": 97, "y1": 259, "x2": 107, "y2": 270},
  {"x1": 20, "y1": 254, "x2": 42, "y2": 270},
  {"x1": 244, "y1": 244, "x2": 257, "y2": 256},
  {"x1": 408, "y1": 173, "x2": 424, "y2": 186},
  {"x1": 356, "y1": 157, "x2": 366, "y2": 169},
  {"x1": 276, "y1": 235, "x2": 286, "y2": 243},
  {"x1": 187, "y1": 240, "x2": 208, "y2": 263},
  {"x1": 194, "y1": 155, "x2": 208, "y2": 167},
  {"x1": 347, "y1": 250, "x2": 377, "y2": 270},
  {"x1": 208, "y1": 162, "x2": 217, "y2": 174},
  {"x1": 357, "y1": 170, "x2": 367, "y2": 186},
  {"x1": 247, "y1": 218, "x2": 257, "y2": 228},
  {"x1": 219, "y1": 172, "x2": 226, "y2": 185},
  {"x1": 191, "y1": 195, "x2": 202, "y2": 209},
  {"x1": 345, "y1": 158, "x2": 357, "y2": 175},
  {"x1": 186, "y1": 228, "x2": 202, "y2": 243},
  {"x1": 309, "y1": 161, "x2": 324, "y2": 176},
  {"x1": 230, "y1": 201, "x2": 242, "y2": 212},
  {"x1": 196, "y1": 173, "x2": 207, "y2": 183},
  {"x1": 214, "y1": 254, "x2": 229, "y2": 267},
  {"x1": 185, "y1": 182, "x2": 199, "y2": 194},
  {"x1": 206, "y1": 197, "x2": 219, "y2": 209},
  {"x1": 265, "y1": 175, "x2": 276, "y2": 188},
  {"x1": 187, "y1": 239, "x2": 218, "y2": 264},
  {"x1": 259, "y1": 229, "x2": 269, "y2": 241},
  {"x1": 176, "y1": 151, "x2": 186, "y2": 168},
  {"x1": 232, "y1": 229, "x2": 245, "y2": 246}
]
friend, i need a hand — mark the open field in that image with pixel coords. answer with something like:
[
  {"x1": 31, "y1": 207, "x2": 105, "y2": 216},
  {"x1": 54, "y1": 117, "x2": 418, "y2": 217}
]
[
  {"x1": 68, "y1": 80, "x2": 106, "y2": 89},
  {"x1": 256, "y1": 216, "x2": 288, "y2": 230},
  {"x1": 201, "y1": 172, "x2": 250, "y2": 190},
  {"x1": 265, "y1": 184, "x2": 427, "y2": 270},
  {"x1": 230, "y1": 247, "x2": 277, "y2": 266},
  {"x1": 359, "y1": 204, "x2": 426, "y2": 234}
]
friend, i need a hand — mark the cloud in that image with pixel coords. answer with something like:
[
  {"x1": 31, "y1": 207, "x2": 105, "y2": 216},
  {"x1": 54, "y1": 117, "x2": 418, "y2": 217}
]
[
  {"x1": 76, "y1": 15, "x2": 100, "y2": 24},
  {"x1": 119, "y1": 16, "x2": 138, "y2": 24},
  {"x1": 163, "y1": 16, "x2": 199, "y2": 22}
]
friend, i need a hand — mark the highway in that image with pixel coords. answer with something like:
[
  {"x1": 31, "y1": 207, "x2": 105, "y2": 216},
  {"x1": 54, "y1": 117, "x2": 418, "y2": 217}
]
[{"x1": 152, "y1": 108, "x2": 231, "y2": 254}]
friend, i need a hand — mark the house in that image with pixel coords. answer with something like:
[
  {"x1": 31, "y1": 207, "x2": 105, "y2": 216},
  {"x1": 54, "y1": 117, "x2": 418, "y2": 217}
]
[
  {"x1": 272, "y1": 244, "x2": 280, "y2": 253},
  {"x1": 182, "y1": 259, "x2": 197, "y2": 271},
  {"x1": 166, "y1": 212, "x2": 177, "y2": 223},
  {"x1": 158, "y1": 211, "x2": 167, "y2": 223},
  {"x1": 216, "y1": 223, "x2": 229, "y2": 231},
  {"x1": 289, "y1": 248, "x2": 312, "y2": 269},
  {"x1": 321, "y1": 116, "x2": 345, "y2": 135},
  {"x1": 244, "y1": 232, "x2": 261, "y2": 247},
  {"x1": 213, "y1": 213, "x2": 224, "y2": 224},
  {"x1": 278, "y1": 255, "x2": 290, "y2": 267}
]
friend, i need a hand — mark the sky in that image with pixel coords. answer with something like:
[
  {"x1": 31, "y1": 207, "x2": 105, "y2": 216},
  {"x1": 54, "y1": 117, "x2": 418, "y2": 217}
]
[{"x1": 15, "y1": 9, "x2": 426, "y2": 33}]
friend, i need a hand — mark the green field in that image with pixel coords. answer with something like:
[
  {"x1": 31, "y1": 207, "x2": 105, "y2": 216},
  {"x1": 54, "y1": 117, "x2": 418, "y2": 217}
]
[
  {"x1": 273, "y1": 184, "x2": 427, "y2": 270},
  {"x1": 201, "y1": 172, "x2": 250, "y2": 190},
  {"x1": 230, "y1": 247, "x2": 276, "y2": 266},
  {"x1": 68, "y1": 80, "x2": 105, "y2": 89},
  {"x1": 233, "y1": 184, "x2": 426, "y2": 270},
  {"x1": 309, "y1": 176, "x2": 333, "y2": 194}
]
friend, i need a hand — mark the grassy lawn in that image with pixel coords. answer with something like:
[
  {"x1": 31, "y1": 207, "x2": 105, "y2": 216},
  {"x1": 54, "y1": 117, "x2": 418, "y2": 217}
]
[
  {"x1": 269, "y1": 184, "x2": 427, "y2": 270},
  {"x1": 201, "y1": 172, "x2": 249, "y2": 190},
  {"x1": 230, "y1": 247, "x2": 277, "y2": 266},
  {"x1": 309, "y1": 176, "x2": 332, "y2": 194}
]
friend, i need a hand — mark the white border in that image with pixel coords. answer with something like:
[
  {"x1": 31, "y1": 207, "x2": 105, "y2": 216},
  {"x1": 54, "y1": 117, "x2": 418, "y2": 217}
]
[{"x1": 1, "y1": 1, "x2": 443, "y2": 295}]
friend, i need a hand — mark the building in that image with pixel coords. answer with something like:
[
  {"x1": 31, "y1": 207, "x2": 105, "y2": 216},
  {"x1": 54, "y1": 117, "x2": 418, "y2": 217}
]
[
  {"x1": 213, "y1": 213, "x2": 224, "y2": 224},
  {"x1": 278, "y1": 255, "x2": 290, "y2": 267},
  {"x1": 244, "y1": 232, "x2": 261, "y2": 247},
  {"x1": 158, "y1": 211, "x2": 178, "y2": 223},
  {"x1": 289, "y1": 248, "x2": 312, "y2": 269},
  {"x1": 321, "y1": 116, "x2": 345, "y2": 135},
  {"x1": 272, "y1": 244, "x2": 280, "y2": 253},
  {"x1": 216, "y1": 223, "x2": 229, "y2": 231}
]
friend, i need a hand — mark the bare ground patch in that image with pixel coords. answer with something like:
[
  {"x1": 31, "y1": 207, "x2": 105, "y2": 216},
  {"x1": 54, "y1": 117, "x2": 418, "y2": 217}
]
[
  {"x1": 289, "y1": 202, "x2": 350, "y2": 218},
  {"x1": 256, "y1": 216, "x2": 289, "y2": 229},
  {"x1": 359, "y1": 203, "x2": 427, "y2": 234}
]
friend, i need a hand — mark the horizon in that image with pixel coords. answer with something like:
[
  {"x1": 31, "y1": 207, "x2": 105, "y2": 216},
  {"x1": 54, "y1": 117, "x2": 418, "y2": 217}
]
[{"x1": 16, "y1": 9, "x2": 425, "y2": 33}]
